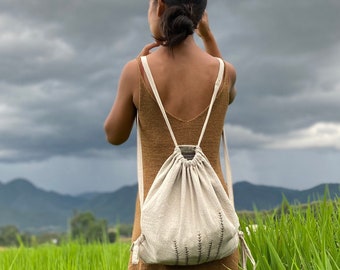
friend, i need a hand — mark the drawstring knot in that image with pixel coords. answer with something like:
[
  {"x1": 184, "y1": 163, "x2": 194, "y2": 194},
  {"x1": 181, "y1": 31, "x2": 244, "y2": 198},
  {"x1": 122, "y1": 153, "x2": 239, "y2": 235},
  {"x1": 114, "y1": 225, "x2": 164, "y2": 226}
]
[{"x1": 131, "y1": 235, "x2": 145, "y2": 265}]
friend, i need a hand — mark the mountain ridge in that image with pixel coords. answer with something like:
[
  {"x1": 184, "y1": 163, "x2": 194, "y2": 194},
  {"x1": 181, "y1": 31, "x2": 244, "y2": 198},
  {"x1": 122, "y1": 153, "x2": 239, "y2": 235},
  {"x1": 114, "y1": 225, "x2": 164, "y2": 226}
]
[{"x1": 0, "y1": 178, "x2": 339, "y2": 232}]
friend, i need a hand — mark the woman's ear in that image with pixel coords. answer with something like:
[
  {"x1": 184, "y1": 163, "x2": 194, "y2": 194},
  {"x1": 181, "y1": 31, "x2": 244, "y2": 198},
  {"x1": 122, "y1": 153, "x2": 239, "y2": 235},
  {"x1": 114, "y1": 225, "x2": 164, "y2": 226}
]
[{"x1": 157, "y1": 0, "x2": 166, "y2": 17}]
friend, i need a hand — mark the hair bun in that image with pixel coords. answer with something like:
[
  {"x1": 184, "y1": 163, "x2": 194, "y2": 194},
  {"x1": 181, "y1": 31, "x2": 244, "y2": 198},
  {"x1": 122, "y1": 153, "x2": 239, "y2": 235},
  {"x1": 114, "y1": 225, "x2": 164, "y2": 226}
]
[
  {"x1": 156, "y1": 0, "x2": 207, "y2": 51},
  {"x1": 161, "y1": 6, "x2": 195, "y2": 49}
]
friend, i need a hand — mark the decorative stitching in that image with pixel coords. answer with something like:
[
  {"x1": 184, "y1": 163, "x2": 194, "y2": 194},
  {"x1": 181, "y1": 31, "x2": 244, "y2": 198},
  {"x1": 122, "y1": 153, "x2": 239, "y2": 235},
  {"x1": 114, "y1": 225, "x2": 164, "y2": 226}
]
[
  {"x1": 173, "y1": 240, "x2": 179, "y2": 265},
  {"x1": 206, "y1": 241, "x2": 213, "y2": 262},
  {"x1": 185, "y1": 246, "x2": 189, "y2": 265},
  {"x1": 215, "y1": 212, "x2": 225, "y2": 260},
  {"x1": 197, "y1": 233, "x2": 202, "y2": 264}
]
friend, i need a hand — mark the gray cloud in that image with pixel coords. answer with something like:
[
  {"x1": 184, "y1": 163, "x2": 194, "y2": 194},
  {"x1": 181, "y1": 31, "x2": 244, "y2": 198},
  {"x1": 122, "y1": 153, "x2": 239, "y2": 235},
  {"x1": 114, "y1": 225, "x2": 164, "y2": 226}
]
[
  {"x1": 0, "y1": 0, "x2": 149, "y2": 163},
  {"x1": 211, "y1": 0, "x2": 340, "y2": 134},
  {"x1": 1, "y1": 0, "x2": 340, "y2": 193}
]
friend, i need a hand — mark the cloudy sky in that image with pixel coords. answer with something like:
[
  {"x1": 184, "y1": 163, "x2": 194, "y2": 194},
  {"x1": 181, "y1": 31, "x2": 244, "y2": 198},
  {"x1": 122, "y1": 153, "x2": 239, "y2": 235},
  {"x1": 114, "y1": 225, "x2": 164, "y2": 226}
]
[{"x1": 1, "y1": 0, "x2": 339, "y2": 195}]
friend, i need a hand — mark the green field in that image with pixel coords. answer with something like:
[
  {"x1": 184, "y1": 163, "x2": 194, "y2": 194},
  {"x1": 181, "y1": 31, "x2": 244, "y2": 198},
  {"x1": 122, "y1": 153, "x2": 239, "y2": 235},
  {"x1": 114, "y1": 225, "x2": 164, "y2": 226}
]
[
  {"x1": 0, "y1": 241, "x2": 130, "y2": 270},
  {"x1": 0, "y1": 198, "x2": 339, "y2": 269},
  {"x1": 241, "y1": 198, "x2": 340, "y2": 269}
]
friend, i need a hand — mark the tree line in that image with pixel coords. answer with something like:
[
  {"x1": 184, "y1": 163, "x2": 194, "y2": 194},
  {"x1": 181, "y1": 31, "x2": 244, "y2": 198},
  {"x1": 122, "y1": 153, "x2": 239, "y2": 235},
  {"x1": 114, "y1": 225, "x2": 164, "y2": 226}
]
[{"x1": 0, "y1": 212, "x2": 132, "y2": 247}]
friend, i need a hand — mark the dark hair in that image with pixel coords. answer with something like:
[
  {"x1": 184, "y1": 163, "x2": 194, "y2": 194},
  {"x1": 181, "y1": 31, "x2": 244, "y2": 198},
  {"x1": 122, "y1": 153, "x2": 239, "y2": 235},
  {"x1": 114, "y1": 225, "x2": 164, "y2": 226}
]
[{"x1": 156, "y1": 0, "x2": 207, "y2": 50}]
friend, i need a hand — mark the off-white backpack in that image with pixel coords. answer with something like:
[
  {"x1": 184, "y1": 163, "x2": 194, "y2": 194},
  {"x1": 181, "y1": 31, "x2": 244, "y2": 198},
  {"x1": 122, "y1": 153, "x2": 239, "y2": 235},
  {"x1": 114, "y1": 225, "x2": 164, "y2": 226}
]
[{"x1": 131, "y1": 56, "x2": 255, "y2": 269}]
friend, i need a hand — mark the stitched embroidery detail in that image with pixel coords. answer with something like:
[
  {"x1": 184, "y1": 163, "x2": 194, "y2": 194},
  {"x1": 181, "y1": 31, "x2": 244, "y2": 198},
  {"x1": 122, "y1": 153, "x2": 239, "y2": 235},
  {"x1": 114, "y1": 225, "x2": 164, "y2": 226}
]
[
  {"x1": 197, "y1": 233, "x2": 202, "y2": 264},
  {"x1": 215, "y1": 212, "x2": 225, "y2": 259},
  {"x1": 173, "y1": 240, "x2": 179, "y2": 265},
  {"x1": 185, "y1": 247, "x2": 189, "y2": 265},
  {"x1": 206, "y1": 241, "x2": 213, "y2": 262}
]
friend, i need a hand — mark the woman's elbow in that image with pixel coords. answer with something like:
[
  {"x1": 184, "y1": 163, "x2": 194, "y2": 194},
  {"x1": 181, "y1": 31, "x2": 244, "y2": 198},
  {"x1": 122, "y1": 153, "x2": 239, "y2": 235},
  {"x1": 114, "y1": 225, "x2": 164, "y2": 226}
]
[
  {"x1": 106, "y1": 135, "x2": 124, "y2": 145},
  {"x1": 104, "y1": 124, "x2": 126, "y2": 145}
]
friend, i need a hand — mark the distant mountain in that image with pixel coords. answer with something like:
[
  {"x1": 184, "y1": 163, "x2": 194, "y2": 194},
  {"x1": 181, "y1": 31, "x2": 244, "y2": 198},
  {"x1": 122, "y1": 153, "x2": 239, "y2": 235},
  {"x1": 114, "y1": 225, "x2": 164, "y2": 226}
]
[
  {"x1": 0, "y1": 178, "x2": 86, "y2": 232},
  {"x1": 0, "y1": 178, "x2": 339, "y2": 232},
  {"x1": 80, "y1": 184, "x2": 138, "y2": 225},
  {"x1": 234, "y1": 181, "x2": 340, "y2": 210}
]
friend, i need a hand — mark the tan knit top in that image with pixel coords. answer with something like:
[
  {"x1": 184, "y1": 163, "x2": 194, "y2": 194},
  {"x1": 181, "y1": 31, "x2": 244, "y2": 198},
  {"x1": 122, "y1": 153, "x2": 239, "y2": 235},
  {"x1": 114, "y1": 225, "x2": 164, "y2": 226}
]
[{"x1": 129, "y1": 57, "x2": 238, "y2": 270}]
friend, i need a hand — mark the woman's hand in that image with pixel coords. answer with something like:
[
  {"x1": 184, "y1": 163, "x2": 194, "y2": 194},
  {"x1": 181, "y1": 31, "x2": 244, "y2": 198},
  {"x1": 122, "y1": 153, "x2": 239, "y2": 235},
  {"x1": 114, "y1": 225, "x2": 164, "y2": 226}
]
[
  {"x1": 196, "y1": 11, "x2": 212, "y2": 40},
  {"x1": 137, "y1": 42, "x2": 161, "y2": 58},
  {"x1": 196, "y1": 11, "x2": 222, "y2": 58}
]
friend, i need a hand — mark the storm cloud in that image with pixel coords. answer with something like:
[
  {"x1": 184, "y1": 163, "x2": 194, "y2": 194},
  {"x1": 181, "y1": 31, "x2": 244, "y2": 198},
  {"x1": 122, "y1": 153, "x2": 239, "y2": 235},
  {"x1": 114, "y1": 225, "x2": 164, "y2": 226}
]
[{"x1": 0, "y1": 0, "x2": 339, "y2": 193}]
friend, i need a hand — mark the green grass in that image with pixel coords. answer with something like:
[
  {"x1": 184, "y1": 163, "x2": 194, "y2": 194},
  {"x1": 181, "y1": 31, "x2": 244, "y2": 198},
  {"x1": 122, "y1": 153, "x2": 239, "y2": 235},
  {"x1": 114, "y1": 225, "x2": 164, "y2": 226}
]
[
  {"x1": 0, "y1": 241, "x2": 130, "y2": 270},
  {"x1": 240, "y1": 198, "x2": 340, "y2": 269},
  {"x1": 0, "y1": 198, "x2": 339, "y2": 269}
]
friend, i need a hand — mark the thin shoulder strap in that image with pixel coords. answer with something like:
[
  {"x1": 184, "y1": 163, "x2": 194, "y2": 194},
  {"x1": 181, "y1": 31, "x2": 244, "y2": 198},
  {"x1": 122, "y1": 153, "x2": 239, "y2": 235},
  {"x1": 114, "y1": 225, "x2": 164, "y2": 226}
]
[
  {"x1": 136, "y1": 115, "x2": 144, "y2": 206},
  {"x1": 141, "y1": 56, "x2": 178, "y2": 147},
  {"x1": 197, "y1": 58, "x2": 224, "y2": 147},
  {"x1": 222, "y1": 127, "x2": 235, "y2": 207},
  {"x1": 141, "y1": 56, "x2": 224, "y2": 148}
]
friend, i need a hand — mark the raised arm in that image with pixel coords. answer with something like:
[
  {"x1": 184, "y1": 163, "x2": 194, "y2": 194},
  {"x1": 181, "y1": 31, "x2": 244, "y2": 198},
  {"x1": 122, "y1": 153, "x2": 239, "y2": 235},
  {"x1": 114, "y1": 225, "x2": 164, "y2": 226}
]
[
  {"x1": 196, "y1": 12, "x2": 237, "y2": 105},
  {"x1": 196, "y1": 12, "x2": 222, "y2": 58}
]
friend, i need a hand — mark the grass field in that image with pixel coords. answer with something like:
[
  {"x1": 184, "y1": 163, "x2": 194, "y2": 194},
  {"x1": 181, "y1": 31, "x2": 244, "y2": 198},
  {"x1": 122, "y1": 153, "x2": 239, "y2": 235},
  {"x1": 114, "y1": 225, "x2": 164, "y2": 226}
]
[
  {"x1": 241, "y1": 198, "x2": 340, "y2": 269},
  {"x1": 0, "y1": 242, "x2": 130, "y2": 270},
  {"x1": 0, "y1": 198, "x2": 339, "y2": 269}
]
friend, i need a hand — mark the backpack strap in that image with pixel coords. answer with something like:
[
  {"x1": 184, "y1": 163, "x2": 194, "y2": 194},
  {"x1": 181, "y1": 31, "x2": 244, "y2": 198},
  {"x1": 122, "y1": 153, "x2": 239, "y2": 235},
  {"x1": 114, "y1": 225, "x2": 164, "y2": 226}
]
[
  {"x1": 141, "y1": 56, "x2": 224, "y2": 148},
  {"x1": 197, "y1": 58, "x2": 224, "y2": 147},
  {"x1": 141, "y1": 56, "x2": 178, "y2": 147},
  {"x1": 223, "y1": 128, "x2": 256, "y2": 269},
  {"x1": 136, "y1": 115, "x2": 144, "y2": 205},
  {"x1": 222, "y1": 127, "x2": 234, "y2": 207}
]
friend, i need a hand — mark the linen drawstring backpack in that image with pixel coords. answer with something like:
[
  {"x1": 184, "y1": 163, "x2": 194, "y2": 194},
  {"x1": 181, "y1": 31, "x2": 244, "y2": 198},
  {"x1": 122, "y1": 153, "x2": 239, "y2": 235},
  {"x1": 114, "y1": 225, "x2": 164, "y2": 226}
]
[{"x1": 131, "y1": 56, "x2": 256, "y2": 269}]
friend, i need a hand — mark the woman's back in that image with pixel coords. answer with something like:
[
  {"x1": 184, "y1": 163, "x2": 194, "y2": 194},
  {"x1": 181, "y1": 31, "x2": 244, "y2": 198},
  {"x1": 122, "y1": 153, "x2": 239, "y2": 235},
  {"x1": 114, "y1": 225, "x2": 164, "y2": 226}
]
[
  {"x1": 137, "y1": 52, "x2": 231, "y2": 191},
  {"x1": 142, "y1": 43, "x2": 223, "y2": 121}
]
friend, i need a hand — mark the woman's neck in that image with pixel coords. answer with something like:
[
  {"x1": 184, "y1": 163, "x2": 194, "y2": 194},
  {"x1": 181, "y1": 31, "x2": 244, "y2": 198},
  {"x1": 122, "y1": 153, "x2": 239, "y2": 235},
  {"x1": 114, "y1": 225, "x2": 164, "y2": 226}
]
[{"x1": 157, "y1": 35, "x2": 200, "y2": 57}]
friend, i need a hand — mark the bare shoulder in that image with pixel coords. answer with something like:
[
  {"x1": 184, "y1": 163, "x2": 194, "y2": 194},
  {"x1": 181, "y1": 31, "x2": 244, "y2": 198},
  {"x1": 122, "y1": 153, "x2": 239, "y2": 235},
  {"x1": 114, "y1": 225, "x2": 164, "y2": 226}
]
[
  {"x1": 117, "y1": 58, "x2": 140, "y2": 103},
  {"x1": 221, "y1": 60, "x2": 237, "y2": 105},
  {"x1": 223, "y1": 60, "x2": 237, "y2": 86},
  {"x1": 120, "y1": 59, "x2": 139, "y2": 85}
]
